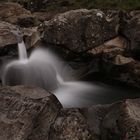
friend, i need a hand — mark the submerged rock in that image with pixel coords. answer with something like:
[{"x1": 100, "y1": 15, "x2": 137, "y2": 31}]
[{"x1": 44, "y1": 9, "x2": 120, "y2": 53}]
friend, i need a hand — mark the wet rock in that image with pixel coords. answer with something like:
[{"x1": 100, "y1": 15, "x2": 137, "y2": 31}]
[
  {"x1": 0, "y1": 85, "x2": 62, "y2": 140},
  {"x1": 44, "y1": 9, "x2": 120, "y2": 53},
  {"x1": 50, "y1": 108, "x2": 94, "y2": 140},
  {"x1": 121, "y1": 10, "x2": 140, "y2": 58}
]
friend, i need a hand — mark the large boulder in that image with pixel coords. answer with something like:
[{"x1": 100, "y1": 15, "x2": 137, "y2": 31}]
[
  {"x1": 0, "y1": 2, "x2": 39, "y2": 27},
  {"x1": 87, "y1": 36, "x2": 140, "y2": 88},
  {"x1": 0, "y1": 85, "x2": 62, "y2": 140},
  {"x1": 0, "y1": 2, "x2": 31, "y2": 24},
  {"x1": 86, "y1": 98, "x2": 140, "y2": 140},
  {"x1": 44, "y1": 9, "x2": 120, "y2": 53}
]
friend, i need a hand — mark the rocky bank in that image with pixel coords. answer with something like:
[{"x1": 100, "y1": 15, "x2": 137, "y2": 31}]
[{"x1": 0, "y1": 86, "x2": 140, "y2": 140}]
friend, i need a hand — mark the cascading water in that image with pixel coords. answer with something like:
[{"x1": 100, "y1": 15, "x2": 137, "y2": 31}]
[
  {"x1": 2, "y1": 40, "x2": 140, "y2": 107},
  {"x1": 2, "y1": 40, "x2": 98, "y2": 107},
  {"x1": 18, "y1": 40, "x2": 28, "y2": 60}
]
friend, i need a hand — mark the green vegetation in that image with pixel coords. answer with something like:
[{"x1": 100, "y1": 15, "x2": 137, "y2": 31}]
[
  {"x1": 48, "y1": 0, "x2": 140, "y2": 10},
  {"x1": 1, "y1": 0, "x2": 140, "y2": 11}
]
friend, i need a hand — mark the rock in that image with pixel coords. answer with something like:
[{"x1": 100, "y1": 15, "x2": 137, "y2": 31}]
[
  {"x1": 0, "y1": 85, "x2": 62, "y2": 140},
  {"x1": 113, "y1": 55, "x2": 134, "y2": 65},
  {"x1": 88, "y1": 36, "x2": 127, "y2": 57},
  {"x1": 0, "y1": 2, "x2": 31, "y2": 24},
  {"x1": 0, "y1": 21, "x2": 18, "y2": 48},
  {"x1": 50, "y1": 108, "x2": 94, "y2": 140},
  {"x1": 114, "y1": 61, "x2": 140, "y2": 88},
  {"x1": 121, "y1": 10, "x2": 140, "y2": 58},
  {"x1": 0, "y1": 86, "x2": 140, "y2": 140},
  {"x1": 87, "y1": 36, "x2": 140, "y2": 88},
  {"x1": 86, "y1": 98, "x2": 140, "y2": 140},
  {"x1": 85, "y1": 104, "x2": 111, "y2": 140},
  {"x1": 20, "y1": 0, "x2": 48, "y2": 12},
  {"x1": 0, "y1": 2, "x2": 39, "y2": 28},
  {"x1": 22, "y1": 27, "x2": 42, "y2": 49},
  {"x1": 0, "y1": 21, "x2": 41, "y2": 56},
  {"x1": 33, "y1": 11, "x2": 61, "y2": 21},
  {"x1": 101, "y1": 57, "x2": 140, "y2": 88},
  {"x1": 17, "y1": 16, "x2": 40, "y2": 28},
  {"x1": 44, "y1": 9, "x2": 120, "y2": 53}
]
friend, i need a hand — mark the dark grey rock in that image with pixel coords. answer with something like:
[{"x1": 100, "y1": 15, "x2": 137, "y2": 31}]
[{"x1": 44, "y1": 9, "x2": 120, "y2": 53}]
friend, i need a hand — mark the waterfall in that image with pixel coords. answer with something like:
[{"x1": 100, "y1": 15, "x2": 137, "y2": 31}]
[
  {"x1": 18, "y1": 40, "x2": 28, "y2": 61},
  {"x1": 2, "y1": 40, "x2": 140, "y2": 108}
]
